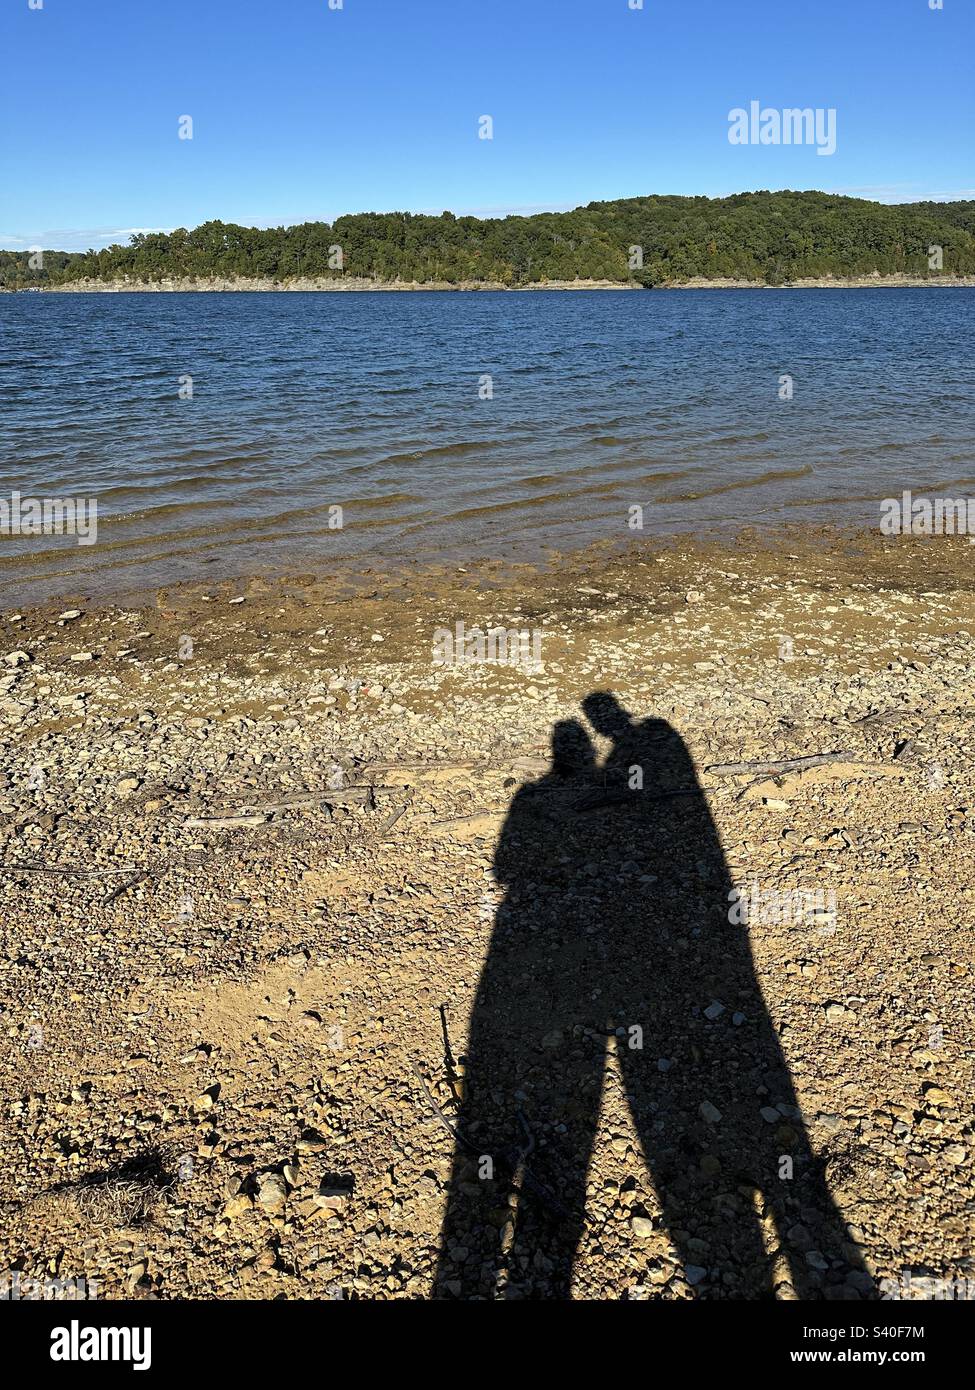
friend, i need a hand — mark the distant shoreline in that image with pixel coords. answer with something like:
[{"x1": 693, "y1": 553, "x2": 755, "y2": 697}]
[{"x1": 16, "y1": 272, "x2": 975, "y2": 294}]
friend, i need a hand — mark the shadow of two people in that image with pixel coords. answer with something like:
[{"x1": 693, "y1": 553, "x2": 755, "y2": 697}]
[{"x1": 433, "y1": 692, "x2": 873, "y2": 1300}]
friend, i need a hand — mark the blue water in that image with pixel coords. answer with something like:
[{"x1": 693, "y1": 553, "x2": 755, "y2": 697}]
[{"x1": 1, "y1": 288, "x2": 973, "y2": 602}]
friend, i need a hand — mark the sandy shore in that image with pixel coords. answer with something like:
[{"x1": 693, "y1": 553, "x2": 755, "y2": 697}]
[
  {"x1": 1, "y1": 528, "x2": 973, "y2": 1299},
  {"x1": 26, "y1": 273, "x2": 975, "y2": 293}
]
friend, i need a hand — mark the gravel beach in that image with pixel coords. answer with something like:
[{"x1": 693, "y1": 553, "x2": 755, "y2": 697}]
[{"x1": 1, "y1": 527, "x2": 973, "y2": 1300}]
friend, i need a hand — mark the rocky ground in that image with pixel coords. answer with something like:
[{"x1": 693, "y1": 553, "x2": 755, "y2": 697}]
[{"x1": 0, "y1": 527, "x2": 973, "y2": 1300}]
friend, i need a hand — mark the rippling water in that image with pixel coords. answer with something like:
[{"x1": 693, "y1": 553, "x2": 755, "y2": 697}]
[{"x1": 2, "y1": 288, "x2": 973, "y2": 603}]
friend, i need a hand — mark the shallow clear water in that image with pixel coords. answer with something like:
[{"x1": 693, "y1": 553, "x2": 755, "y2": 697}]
[{"x1": 1, "y1": 288, "x2": 973, "y2": 603}]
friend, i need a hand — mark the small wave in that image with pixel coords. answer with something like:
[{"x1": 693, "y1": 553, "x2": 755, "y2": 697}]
[
  {"x1": 703, "y1": 431, "x2": 772, "y2": 448},
  {"x1": 380, "y1": 441, "x2": 490, "y2": 466},
  {"x1": 657, "y1": 464, "x2": 813, "y2": 503}
]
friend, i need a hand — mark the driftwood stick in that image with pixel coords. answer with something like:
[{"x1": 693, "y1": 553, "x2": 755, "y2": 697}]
[
  {"x1": 438, "y1": 1004, "x2": 463, "y2": 1106},
  {"x1": 439, "y1": 1004, "x2": 457, "y2": 1073},
  {"x1": 235, "y1": 787, "x2": 375, "y2": 811},
  {"x1": 364, "y1": 760, "x2": 481, "y2": 772},
  {"x1": 706, "y1": 751, "x2": 855, "y2": 777},
  {"x1": 185, "y1": 814, "x2": 267, "y2": 829},
  {"x1": 410, "y1": 1060, "x2": 473, "y2": 1151},
  {"x1": 0, "y1": 864, "x2": 140, "y2": 877},
  {"x1": 102, "y1": 869, "x2": 152, "y2": 907},
  {"x1": 185, "y1": 785, "x2": 394, "y2": 825},
  {"x1": 378, "y1": 801, "x2": 410, "y2": 836}
]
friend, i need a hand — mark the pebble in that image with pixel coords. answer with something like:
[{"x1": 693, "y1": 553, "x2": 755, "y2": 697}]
[
  {"x1": 256, "y1": 1172, "x2": 288, "y2": 1211},
  {"x1": 923, "y1": 1086, "x2": 953, "y2": 1107}
]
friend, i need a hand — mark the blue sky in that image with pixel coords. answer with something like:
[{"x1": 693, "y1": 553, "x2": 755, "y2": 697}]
[{"x1": 1, "y1": 0, "x2": 973, "y2": 251}]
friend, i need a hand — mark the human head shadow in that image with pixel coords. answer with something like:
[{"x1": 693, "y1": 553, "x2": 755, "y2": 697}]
[{"x1": 433, "y1": 692, "x2": 874, "y2": 1300}]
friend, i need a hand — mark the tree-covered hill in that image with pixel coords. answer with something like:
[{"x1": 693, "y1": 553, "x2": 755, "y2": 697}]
[{"x1": 4, "y1": 190, "x2": 975, "y2": 289}]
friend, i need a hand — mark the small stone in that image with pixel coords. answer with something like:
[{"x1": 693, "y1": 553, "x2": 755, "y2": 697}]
[
  {"x1": 315, "y1": 1181, "x2": 351, "y2": 1211},
  {"x1": 699, "y1": 1101, "x2": 722, "y2": 1124},
  {"x1": 685, "y1": 1264, "x2": 707, "y2": 1285},
  {"x1": 256, "y1": 1172, "x2": 288, "y2": 1211},
  {"x1": 703, "y1": 1000, "x2": 725, "y2": 1020},
  {"x1": 630, "y1": 1215, "x2": 655, "y2": 1239},
  {"x1": 221, "y1": 1193, "x2": 254, "y2": 1220},
  {"x1": 923, "y1": 1085, "x2": 952, "y2": 1107},
  {"x1": 760, "y1": 1106, "x2": 780, "y2": 1123}
]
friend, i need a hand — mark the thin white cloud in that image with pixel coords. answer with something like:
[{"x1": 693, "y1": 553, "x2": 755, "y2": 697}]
[
  {"x1": 0, "y1": 226, "x2": 175, "y2": 252},
  {"x1": 826, "y1": 184, "x2": 975, "y2": 202}
]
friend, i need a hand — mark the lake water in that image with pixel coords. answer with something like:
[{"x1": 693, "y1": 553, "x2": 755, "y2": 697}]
[{"x1": 2, "y1": 288, "x2": 973, "y2": 603}]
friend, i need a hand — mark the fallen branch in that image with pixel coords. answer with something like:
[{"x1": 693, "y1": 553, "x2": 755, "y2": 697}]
[
  {"x1": 184, "y1": 814, "x2": 267, "y2": 829},
  {"x1": 438, "y1": 1003, "x2": 462, "y2": 1105},
  {"x1": 0, "y1": 864, "x2": 140, "y2": 877},
  {"x1": 378, "y1": 801, "x2": 410, "y2": 836},
  {"x1": 102, "y1": 869, "x2": 152, "y2": 907},
  {"x1": 364, "y1": 760, "x2": 481, "y2": 772},
  {"x1": 184, "y1": 785, "x2": 388, "y2": 826},
  {"x1": 706, "y1": 751, "x2": 856, "y2": 777},
  {"x1": 237, "y1": 785, "x2": 389, "y2": 812}
]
